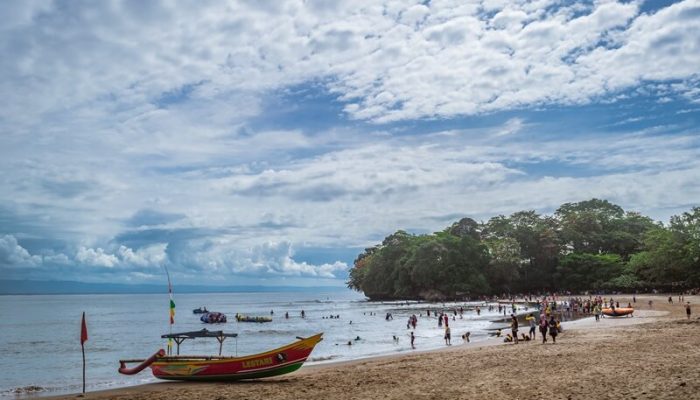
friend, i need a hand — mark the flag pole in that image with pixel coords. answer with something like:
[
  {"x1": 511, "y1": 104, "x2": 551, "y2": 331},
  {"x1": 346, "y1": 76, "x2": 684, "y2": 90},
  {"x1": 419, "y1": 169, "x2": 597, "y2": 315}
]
[
  {"x1": 82, "y1": 341, "x2": 86, "y2": 394},
  {"x1": 80, "y1": 311, "x2": 88, "y2": 394},
  {"x1": 163, "y1": 265, "x2": 174, "y2": 355}
]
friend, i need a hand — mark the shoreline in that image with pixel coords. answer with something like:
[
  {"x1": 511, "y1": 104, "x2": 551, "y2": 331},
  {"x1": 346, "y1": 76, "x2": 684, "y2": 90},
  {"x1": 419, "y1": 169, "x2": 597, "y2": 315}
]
[{"x1": 45, "y1": 294, "x2": 698, "y2": 400}]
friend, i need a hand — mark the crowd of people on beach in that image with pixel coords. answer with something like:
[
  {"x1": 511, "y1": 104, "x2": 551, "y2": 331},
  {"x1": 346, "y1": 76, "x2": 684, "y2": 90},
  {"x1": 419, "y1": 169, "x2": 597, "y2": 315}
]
[{"x1": 282, "y1": 291, "x2": 693, "y2": 350}]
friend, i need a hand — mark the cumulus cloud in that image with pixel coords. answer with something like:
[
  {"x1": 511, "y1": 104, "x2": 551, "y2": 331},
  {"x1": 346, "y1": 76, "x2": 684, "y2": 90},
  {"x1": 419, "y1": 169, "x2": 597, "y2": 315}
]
[
  {"x1": 1, "y1": 0, "x2": 698, "y2": 127},
  {"x1": 0, "y1": 235, "x2": 42, "y2": 267},
  {"x1": 75, "y1": 243, "x2": 167, "y2": 269},
  {"x1": 251, "y1": 241, "x2": 347, "y2": 278},
  {"x1": 167, "y1": 238, "x2": 348, "y2": 280},
  {"x1": 0, "y1": 1, "x2": 698, "y2": 285},
  {"x1": 76, "y1": 247, "x2": 119, "y2": 268}
]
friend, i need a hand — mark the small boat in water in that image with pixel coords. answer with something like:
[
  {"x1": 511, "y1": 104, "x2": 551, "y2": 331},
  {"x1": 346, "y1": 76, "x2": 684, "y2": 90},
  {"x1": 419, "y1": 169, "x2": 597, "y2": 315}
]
[
  {"x1": 200, "y1": 312, "x2": 227, "y2": 323},
  {"x1": 193, "y1": 307, "x2": 209, "y2": 314},
  {"x1": 602, "y1": 307, "x2": 634, "y2": 317},
  {"x1": 119, "y1": 330, "x2": 323, "y2": 381},
  {"x1": 235, "y1": 313, "x2": 272, "y2": 323}
]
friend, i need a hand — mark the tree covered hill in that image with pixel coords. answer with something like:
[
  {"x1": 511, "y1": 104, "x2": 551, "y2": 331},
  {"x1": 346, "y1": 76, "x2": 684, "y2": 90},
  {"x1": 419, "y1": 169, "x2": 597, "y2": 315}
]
[{"x1": 347, "y1": 199, "x2": 700, "y2": 300}]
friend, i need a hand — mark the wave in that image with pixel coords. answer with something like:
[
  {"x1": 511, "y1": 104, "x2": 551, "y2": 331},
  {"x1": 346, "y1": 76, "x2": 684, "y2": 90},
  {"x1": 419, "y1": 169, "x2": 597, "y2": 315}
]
[
  {"x1": 5, "y1": 385, "x2": 45, "y2": 395},
  {"x1": 254, "y1": 329, "x2": 294, "y2": 335},
  {"x1": 308, "y1": 355, "x2": 337, "y2": 362}
]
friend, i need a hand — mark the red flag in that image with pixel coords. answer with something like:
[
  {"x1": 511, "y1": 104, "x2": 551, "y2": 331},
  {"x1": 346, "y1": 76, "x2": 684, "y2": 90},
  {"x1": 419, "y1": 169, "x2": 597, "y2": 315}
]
[{"x1": 81, "y1": 312, "x2": 88, "y2": 345}]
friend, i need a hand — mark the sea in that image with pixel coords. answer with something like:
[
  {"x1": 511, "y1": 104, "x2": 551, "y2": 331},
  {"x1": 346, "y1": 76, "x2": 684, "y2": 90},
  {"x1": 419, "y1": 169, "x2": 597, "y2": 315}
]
[{"x1": 0, "y1": 290, "x2": 514, "y2": 398}]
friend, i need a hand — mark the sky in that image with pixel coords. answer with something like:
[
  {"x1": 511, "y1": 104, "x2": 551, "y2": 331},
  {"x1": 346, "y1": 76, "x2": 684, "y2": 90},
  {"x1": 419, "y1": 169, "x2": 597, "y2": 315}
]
[{"x1": 1, "y1": 0, "x2": 699, "y2": 288}]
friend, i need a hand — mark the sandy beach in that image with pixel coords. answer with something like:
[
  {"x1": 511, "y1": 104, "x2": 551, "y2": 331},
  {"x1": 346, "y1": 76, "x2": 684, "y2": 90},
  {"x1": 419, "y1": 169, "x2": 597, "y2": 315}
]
[{"x1": 55, "y1": 295, "x2": 699, "y2": 400}]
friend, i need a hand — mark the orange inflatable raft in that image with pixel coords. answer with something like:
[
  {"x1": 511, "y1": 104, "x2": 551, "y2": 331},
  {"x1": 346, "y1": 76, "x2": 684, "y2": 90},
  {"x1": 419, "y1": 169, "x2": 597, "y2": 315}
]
[{"x1": 602, "y1": 307, "x2": 634, "y2": 317}]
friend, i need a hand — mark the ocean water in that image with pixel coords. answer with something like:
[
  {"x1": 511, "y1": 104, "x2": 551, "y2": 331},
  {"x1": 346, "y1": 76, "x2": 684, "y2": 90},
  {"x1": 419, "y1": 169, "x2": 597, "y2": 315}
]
[{"x1": 0, "y1": 291, "x2": 511, "y2": 398}]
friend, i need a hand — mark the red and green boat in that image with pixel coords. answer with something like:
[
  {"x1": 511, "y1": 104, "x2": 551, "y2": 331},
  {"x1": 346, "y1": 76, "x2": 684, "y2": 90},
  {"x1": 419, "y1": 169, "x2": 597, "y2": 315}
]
[{"x1": 119, "y1": 329, "x2": 323, "y2": 381}]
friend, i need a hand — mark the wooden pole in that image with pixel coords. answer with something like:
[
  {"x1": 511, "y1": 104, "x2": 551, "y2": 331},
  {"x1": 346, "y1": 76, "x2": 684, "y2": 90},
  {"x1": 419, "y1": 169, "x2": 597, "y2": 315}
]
[
  {"x1": 81, "y1": 342, "x2": 86, "y2": 394},
  {"x1": 80, "y1": 311, "x2": 88, "y2": 394}
]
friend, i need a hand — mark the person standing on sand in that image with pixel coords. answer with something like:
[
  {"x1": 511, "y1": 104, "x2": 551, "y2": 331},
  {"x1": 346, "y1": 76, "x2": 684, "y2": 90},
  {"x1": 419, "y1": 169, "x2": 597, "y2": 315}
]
[
  {"x1": 510, "y1": 314, "x2": 519, "y2": 344},
  {"x1": 548, "y1": 316, "x2": 558, "y2": 344},
  {"x1": 410, "y1": 331, "x2": 415, "y2": 349},
  {"x1": 687, "y1": 302, "x2": 692, "y2": 319},
  {"x1": 539, "y1": 315, "x2": 548, "y2": 344},
  {"x1": 444, "y1": 326, "x2": 451, "y2": 345},
  {"x1": 525, "y1": 313, "x2": 536, "y2": 340}
]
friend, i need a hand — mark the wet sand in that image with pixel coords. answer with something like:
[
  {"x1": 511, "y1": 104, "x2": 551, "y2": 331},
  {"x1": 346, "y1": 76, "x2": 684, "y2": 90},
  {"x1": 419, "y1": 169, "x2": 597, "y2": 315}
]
[{"x1": 55, "y1": 294, "x2": 700, "y2": 400}]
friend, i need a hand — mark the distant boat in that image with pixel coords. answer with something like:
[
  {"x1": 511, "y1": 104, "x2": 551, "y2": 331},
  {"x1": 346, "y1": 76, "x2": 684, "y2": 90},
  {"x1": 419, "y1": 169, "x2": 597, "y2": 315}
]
[
  {"x1": 235, "y1": 313, "x2": 272, "y2": 323},
  {"x1": 200, "y1": 312, "x2": 227, "y2": 323},
  {"x1": 602, "y1": 307, "x2": 634, "y2": 317},
  {"x1": 119, "y1": 330, "x2": 323, "y2": 381},
  {"x1": 192, "y1": 307, "x2": 208, "y2": 314}
]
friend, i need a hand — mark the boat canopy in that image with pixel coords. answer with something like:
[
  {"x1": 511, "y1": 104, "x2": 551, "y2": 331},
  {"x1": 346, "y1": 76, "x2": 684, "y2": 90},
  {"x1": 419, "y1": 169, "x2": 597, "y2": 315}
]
[{"x1": 161, "y1": 329, "x2": 238, "y2": 355}]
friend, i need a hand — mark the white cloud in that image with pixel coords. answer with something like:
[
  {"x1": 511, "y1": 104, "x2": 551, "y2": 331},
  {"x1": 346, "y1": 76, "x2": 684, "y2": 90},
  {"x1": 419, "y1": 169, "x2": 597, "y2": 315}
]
[
  {"x1": 76, "y1": 247, "x2": 119, "y2": 268},
  {"x1": 116, "y1": 244, "x2": 168, "y2": 268},
  {"x1": 494, "y1": 117, "x2": 525, "y2": 136},
  {"x1": 252, "y1": 241, "x2": 347, "y2": 278},
  {"x1": 1, "y1": 0, "x2": 698, "y2": 128},
  {"x1": 0, "y1": 235, "x2": 41, "y2": 267},
  {"x1": 0, "y1": 1, "x2": 698, "y2": 285},
  {"x1": 74, "y1": 244, "x2": 167, "y2": 269},
  {"x1": 168, "y1": 239, "x2": 348, "y2": 279}
]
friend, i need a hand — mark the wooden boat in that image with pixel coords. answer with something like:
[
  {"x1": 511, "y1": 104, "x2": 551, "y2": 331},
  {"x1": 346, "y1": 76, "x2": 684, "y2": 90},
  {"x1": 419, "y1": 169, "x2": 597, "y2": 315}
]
[
  {"x1": 235, "y1": 313, "x2": 272, "y2": 323},
  {"x1": 119, "y1": 330, "x2": 323, "y2": 381},
  {"x1": 602, "y1": 307, "x2": 634, "y2": 317}
]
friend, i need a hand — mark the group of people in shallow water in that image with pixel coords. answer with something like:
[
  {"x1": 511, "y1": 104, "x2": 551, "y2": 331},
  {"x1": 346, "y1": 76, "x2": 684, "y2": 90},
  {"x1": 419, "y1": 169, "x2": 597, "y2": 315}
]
[{"x1": 285, "y1": 293, "x2": 693, "y2": 351}]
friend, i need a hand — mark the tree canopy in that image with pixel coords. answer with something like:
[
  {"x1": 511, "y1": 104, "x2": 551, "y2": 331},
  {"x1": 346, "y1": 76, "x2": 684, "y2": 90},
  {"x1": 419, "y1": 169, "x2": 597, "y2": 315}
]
[{"x1": 347, "y1": 199, "x2": 699, "y2": 300}]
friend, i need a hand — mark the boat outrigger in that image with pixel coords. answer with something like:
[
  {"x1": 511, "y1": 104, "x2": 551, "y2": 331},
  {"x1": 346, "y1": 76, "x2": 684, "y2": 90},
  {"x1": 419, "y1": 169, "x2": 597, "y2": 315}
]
[{"x1": 119, "y1": 329, "x2": 323, "y2": 381}]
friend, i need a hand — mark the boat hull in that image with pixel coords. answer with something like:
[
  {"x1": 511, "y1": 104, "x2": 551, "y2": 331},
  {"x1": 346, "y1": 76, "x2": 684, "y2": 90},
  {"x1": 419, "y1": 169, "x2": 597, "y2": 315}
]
[
  {"x1": 149, "y1": 333, "x2": 322, "y2": 381},
  {"x1": 602, "y1": 307, "x2": 634, "y2": 317}
]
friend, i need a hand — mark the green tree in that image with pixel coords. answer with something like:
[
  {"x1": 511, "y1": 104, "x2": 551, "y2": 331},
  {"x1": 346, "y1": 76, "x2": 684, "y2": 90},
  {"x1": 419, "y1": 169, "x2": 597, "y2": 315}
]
[{"x1": 556, "y1": 198, "x2": 624, "y2": 254}]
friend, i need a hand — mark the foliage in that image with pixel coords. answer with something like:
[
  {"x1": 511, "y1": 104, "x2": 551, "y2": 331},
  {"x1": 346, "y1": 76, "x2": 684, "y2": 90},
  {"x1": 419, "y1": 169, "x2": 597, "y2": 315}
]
[{"x1": 346, "y1": 199, "x2": 700, "y2": 300}]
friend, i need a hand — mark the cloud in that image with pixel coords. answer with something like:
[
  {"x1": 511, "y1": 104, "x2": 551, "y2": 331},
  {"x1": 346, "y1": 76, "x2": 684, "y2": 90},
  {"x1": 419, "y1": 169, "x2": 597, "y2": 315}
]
[
  {"x1": 1, "y1": 0, "x2": 698, "y2": 129},
  {"x1": 0, "y1": 1, "x2": 698, "y2": 286},
  {"x1": 251, "y1": 241, "x2": 347, "y2": 278},
  {"x1": 76, "y1": 246, "x2": 119, "y2": 268},
  {"x1": 163, "y1": 238, "x2": 349, "y2": 280},
  {"x1": 494, "y1": 117, "x2": 525, "y2": 136},
  {"x1": 126, "y1": 209, "x2": 186, "y2": 228},
  {"x1": 74, "y1": 244, "x2": 168, "y2": 269},
  {"x1": 0, "y1": 235, "x2": 41, "y2": 267}
]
